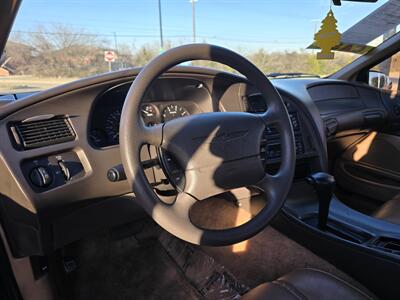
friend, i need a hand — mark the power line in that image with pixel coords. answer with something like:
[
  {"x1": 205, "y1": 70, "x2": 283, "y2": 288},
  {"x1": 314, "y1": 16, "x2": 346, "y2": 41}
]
[
  {"x1": 15, "y1": 20, "x2": 311, "y2": 40},
  {"x1": 11, "y1": 30, "x2": 309, "y2": 45},
  {"x1": 12, "y1": 30, "x2": 188, "y2": 38}
]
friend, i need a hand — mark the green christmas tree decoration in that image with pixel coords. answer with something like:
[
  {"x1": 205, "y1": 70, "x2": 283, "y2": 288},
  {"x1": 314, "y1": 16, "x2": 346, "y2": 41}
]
[{"x1": 314, "y1": 9, "x2": 341, "y2": 60}]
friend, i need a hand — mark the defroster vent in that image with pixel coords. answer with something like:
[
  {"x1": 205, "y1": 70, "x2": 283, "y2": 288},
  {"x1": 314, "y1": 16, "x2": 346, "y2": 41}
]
[{"x1": 10, "y1": 116, "x2": 75, "y2": 150}]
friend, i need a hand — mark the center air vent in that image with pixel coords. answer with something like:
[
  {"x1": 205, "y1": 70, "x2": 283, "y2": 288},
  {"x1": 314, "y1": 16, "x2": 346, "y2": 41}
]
[
  {"x1": 244, "y1": 94, "x2": 267, "y2": 113},
  {"x1": 10, "y1": 116, "x2": 75, "y2": 150}
]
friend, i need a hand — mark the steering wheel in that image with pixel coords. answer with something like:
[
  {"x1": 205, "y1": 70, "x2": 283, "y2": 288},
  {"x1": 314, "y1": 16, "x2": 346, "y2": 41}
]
[{"x1": 120, "y1": 44, "x2": 295, "y2": 246}]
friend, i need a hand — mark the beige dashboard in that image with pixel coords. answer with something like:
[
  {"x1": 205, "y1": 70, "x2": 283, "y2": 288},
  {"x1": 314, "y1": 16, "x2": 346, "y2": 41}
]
[{"x1": 0, "y1": 67, "x2": 323, "y2": 257}]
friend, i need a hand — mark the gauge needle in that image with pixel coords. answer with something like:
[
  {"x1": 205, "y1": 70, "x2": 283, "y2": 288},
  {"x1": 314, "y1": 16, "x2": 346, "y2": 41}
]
[{"x1": 141, "y1": 109, "x2": 153, "y2": 116}]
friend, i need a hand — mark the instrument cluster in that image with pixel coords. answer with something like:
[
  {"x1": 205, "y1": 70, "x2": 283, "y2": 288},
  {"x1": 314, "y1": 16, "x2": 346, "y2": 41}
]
[
  {"x1": 88, "y1": 77, "x2": 212, "y2": 148},
  {"x1": 89, "y1": 102, "x2": 191, "y2": 147}
]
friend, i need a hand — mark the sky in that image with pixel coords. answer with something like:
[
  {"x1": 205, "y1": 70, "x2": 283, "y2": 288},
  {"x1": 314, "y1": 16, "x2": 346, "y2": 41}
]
[{"x1": 11, "y1": 0, "x2": 389, "y2": 52}]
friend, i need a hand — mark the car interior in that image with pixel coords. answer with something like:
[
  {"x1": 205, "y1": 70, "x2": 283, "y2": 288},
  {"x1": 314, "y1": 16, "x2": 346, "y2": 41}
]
[{"x1": 1, "y1": 0, "x2": 400, "y2": 299}]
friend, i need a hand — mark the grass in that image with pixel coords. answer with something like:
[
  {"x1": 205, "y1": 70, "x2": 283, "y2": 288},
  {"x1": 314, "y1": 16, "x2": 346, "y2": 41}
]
[{"x1": 0, "y1": 75, "x2": 77, "y2": 94}]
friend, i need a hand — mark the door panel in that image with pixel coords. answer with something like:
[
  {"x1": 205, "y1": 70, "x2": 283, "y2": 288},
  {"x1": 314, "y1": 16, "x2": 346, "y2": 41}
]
[{"x1": 334, "y1": 132, "x2": 400, "y2": 202}]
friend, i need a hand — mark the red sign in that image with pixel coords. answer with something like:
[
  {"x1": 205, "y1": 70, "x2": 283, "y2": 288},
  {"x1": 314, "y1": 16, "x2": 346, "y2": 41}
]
[{"x1": 104, "y1": 51, "x2": 116, "y2": 62}]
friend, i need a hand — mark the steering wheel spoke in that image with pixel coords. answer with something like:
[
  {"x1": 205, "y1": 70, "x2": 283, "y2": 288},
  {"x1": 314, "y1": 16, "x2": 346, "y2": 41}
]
[
  {"x1": 255, "y1": 172, "x2": 284, "y2": 200},
  {"x1": 173, "y1": 192, "x2": 198, "y2": 214},
  {"x1": 256, "y1": 173, "x2": 277, "y2": 190},
  {"x1": 140, "y1": 123, "x2": 164, "y2": 146},
  {"x1": 152, "y1": 192, "x2": 205, "y2": 243},
  {"x1": 260, "y1": 104, "x2": 281, "y2": 125}
]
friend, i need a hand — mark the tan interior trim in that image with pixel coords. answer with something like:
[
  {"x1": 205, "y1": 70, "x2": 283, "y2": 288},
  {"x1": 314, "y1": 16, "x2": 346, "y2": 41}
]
[{"x1": 0, "y1": 225, "x2": 53, "y2": 300}]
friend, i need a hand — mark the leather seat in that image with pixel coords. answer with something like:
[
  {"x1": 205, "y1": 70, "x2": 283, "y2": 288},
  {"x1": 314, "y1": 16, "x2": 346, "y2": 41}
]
[
  {"x1": 242, "y1": 268, "x2": 377, "y2": 300},
  {"x1": 373, "y1": 196, "x2": 400, "y2": 224}
]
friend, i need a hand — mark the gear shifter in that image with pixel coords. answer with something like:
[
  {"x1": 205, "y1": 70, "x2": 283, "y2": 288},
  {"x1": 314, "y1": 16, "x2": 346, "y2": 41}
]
[{"x1": 306, "y1": 172, "x2": 335, "y2": 230}]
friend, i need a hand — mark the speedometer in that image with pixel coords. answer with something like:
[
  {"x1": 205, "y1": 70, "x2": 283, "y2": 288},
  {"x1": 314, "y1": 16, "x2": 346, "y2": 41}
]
[
  {"x1": 105, "y1": 109, "x2": 121, "y2": 143},
  {"x1": 162, "y1": 104, "x2": 189, "y2": 122}
]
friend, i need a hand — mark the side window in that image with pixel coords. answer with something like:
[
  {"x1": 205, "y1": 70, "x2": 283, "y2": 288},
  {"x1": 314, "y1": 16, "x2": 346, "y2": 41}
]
[{"x1": 369, "y1": 52, "x2": 400, "y2": 96}]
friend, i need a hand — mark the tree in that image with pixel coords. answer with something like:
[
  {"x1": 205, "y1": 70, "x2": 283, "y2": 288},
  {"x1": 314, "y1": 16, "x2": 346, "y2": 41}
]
[
  {"x1": 314, "y1": 9, "x2": 341, "y2": 60},
  {"x1": 3, "y1": 24, "x2": 356, "y2": 79},
  {"x1": 5, "y1": 25, "x2": 110, "y2": 77}
]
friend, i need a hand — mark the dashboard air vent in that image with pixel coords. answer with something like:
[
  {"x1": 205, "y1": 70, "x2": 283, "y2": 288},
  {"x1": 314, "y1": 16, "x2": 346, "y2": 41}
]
[
  {"x1": 11, "y1": 116, "x2": 75, "y2": 150},
  {"x1": 244, "y1": 94, "x2": 267, "y2": 113}
]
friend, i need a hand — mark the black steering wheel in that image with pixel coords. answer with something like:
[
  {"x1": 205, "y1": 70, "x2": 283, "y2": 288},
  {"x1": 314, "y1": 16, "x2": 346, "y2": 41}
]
[{"x1": 120, "y1": 44, "x2": 295, "y2": 246}]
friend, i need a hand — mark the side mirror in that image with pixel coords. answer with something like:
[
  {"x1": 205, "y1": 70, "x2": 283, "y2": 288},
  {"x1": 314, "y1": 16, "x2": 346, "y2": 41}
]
[{"x1": 369, "y1": 70, "x2": 392, "y2": 90}]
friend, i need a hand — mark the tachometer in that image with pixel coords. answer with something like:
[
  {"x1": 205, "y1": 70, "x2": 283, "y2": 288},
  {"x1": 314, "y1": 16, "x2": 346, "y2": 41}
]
[
  {"x1": 162, "y1": 104, "x2": 189, "y2": 122},
  {"x1": 105, "y1": 109, "x2": 121, "y2": 143},
  {"x1": 141, "y1": 104, "x2": 160, "y2": 126}
]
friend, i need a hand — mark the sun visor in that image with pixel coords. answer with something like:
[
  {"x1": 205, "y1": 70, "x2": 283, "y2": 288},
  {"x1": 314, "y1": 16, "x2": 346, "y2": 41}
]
[{"x1": 308, "y1": 41, "x2": 374, "y2": 55}]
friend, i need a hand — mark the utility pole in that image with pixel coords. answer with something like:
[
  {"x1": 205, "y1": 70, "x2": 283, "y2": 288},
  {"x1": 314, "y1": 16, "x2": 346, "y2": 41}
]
[
  {"x1": 190, "y1": 0, "x2": 198, "y2": 43},
  {"x1": 113, "y1": 32, "x2": 118, "y2": 52},
  {"x1": 311, "y1": 19, "x2": 319, "y2": 55},
  {"x1": 158, "y1": 0, "x2": 164, "y2": 50},
  {"x1": 113, "y1": 32, "x2": 123, "y2": 69}
]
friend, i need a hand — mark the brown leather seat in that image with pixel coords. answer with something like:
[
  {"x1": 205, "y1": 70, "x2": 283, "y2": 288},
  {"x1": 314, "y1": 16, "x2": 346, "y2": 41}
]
[
  {"x1": 242, "y1": 268, "x2": 377, "y2": 300},
  {"x1": 373, "y1": 196, "x2": 400, "y2": 224}
]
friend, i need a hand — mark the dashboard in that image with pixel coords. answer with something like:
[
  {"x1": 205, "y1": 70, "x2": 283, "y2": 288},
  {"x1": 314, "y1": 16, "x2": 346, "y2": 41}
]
[
  {"x1": 88, "y1": 77, "x2": 319, "y2": 175},
  {"x1": 0, "y1": 66, "x2": 346, "y2": 257}
]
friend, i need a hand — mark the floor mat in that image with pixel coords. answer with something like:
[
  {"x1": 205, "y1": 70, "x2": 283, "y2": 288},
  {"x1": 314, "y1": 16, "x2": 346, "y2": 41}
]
[
  {"x1": 64, "y1": 214, "x2": 362, "y2": 299},
  {"x1": 202, "y1": 226, "x2": 358, "y2": 289},
  {"x1": 159, "y1": 232, "x2": 249, "y2": 300},
  {"x1": 188, "y1": 194, "x2": 358, "y2": 289},
  {"x1": 67, "y1": 225, "x2": 199, "y2": 300}
]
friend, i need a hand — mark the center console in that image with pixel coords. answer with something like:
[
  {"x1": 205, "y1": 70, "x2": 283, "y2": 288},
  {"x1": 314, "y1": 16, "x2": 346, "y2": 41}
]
[{"x1": 276, "y1": 175, "x2": 400, "y2": 300}]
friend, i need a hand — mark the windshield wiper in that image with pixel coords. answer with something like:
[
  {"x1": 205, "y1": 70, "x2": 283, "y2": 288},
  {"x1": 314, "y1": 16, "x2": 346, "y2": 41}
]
[{"x1": 266, "y1": 72, "x2": 320, "y2": 79}]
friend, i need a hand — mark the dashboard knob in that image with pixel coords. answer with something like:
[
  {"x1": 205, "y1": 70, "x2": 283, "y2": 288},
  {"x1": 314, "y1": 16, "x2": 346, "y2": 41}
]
[
  {"x1": 107, "y1": 164, "x2": 126, "y2": 182},
  {"x1": 30, "y1": 166, "x2": 53, "y2": 187}
]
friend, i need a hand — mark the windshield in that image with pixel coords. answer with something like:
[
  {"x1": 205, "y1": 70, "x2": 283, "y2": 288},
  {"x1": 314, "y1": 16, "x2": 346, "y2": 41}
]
[{"x1": 1, "y1": 0, "x2": 398, "y2": 94}]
